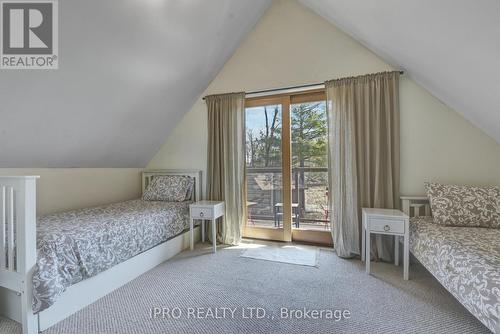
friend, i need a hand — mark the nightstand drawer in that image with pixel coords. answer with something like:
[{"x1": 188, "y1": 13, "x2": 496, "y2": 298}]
[
  {"x1": 191, "y1": 207, "x2": 213, "y2": 219},
  {"x1": 369, "y1": 218, "x2": 405, "y2": 234}
]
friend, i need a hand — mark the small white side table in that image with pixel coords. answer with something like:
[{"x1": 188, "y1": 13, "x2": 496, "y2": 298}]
[
  {"x1": 361, "y1": 208, "x2": 410, "y2": 280},
  {"x1": 189, "y1": 201, "x2": 225, "y2": 253}
]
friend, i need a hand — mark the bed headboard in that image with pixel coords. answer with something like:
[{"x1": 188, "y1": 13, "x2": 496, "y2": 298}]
[
  {"x1": 401, "y1": 196, "x2": 431, "y2": 217},
  {"x1": 142, "y1": 170, "x2": 202, "y2": 202}
]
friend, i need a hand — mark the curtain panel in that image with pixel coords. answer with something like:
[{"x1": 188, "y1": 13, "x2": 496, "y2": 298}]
[
  {"x1": 206, "y1": 92, "x2": 246, "y2": 245},
  {"x1": 326, "y1": 71, "x2": 400, "y2": 260}
]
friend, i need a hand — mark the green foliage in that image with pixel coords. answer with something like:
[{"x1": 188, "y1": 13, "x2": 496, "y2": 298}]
[
  {"x1": 245, "y1": 102, "x2": 327, "y2": 168},
  {"x1": 291, "y1": 102, "x2": 327, "y2": 168}
]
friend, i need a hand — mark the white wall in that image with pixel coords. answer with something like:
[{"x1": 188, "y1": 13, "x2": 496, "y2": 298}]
[
  {"x1": 0, "y1": 169, "x2": 141, "y2": 216},
  {"x1": 148, "y1": 0, "x2": 500, "y2": 196},
  {"x1": 400, "y1": 80, "x2": 500, "y2": 193}
]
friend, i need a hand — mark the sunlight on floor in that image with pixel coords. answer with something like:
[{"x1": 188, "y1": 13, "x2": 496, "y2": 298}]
[{"x1": 226, "y1": 242, "x2": 267, "y2": 250}]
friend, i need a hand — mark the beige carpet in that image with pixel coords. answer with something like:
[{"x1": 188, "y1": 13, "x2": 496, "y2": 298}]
[
  {"x1": 0, "y1": 241, "x2": 490, "y2": 334},
  {"x1": 0, "y1": 316, "x2": 20, "y2": 334}
]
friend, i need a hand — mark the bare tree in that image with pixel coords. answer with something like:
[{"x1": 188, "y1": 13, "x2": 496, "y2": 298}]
[
  {"x1": 263, "y1": 106, "x2": 280, "y2": 167},
  {"x1": 246, "y1": 129, "x2": 257, "y2": 167}
]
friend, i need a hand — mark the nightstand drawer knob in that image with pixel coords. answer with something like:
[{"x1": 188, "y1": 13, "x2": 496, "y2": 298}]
[
  {"x1": 384, "y1": 225, "x2": 390, "y2": 231},
  {"x1": 199, "y1": 212, "x2": 204, "y2": 217}
]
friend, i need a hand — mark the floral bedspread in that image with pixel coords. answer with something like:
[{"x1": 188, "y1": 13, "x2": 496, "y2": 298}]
[
  {"x1": 410, "y1": 217, "x2": 500, "y2": 333},
  {"x1": 33, "y1": 199, "x2": 190, "y2": 313}
]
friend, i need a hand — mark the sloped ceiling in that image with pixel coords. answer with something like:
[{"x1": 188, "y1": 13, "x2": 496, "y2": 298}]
[
  {"x1": 300, "y1": 0, "x2": 500, "y2": 144},
  {"x1": 3, "y1": 0, "x2": 499, "y2": 168},
  {"x1": 0, "y1": 0, "x2": 271, "y2": 167}
]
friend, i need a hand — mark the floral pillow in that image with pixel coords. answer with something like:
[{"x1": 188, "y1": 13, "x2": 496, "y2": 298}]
[
  {"x1": 425, "y1": 182, "x2": 500, "y2": 228},
  {"x1": 143, "y1": 176, "x2": 194, "y2": 202}
]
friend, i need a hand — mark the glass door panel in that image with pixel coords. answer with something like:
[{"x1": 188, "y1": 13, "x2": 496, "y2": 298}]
[
  {"x1": 244, "y1": 101, "x2": 285, "y2": 240},
  {"x1": 290, "y1": 100, "x2": 330, "y2": 232}
]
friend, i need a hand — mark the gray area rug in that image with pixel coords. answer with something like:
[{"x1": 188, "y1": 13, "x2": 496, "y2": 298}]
[
  {"x1": 1, "y1": 242, "x2": 490, "y2": 334},
  {"x1": 240, "y1": 243, "x2": 319, "y2": 267}
]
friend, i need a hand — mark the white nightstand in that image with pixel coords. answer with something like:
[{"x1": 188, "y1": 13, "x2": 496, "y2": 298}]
[
  {"x1": 189, "y1": 201, "x2": 225, "y2": 253},
  {"x1": 361, "y1": 208, "x2": 410, "y2": 280}
]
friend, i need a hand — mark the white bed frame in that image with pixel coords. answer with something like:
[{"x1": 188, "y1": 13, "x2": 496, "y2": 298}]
[
  {"x1": 0, "y1": 169, "x2": 202, "y2": 333},
  {"x1": 400, "y1": 196, "x2": 431, "y2": 217}
]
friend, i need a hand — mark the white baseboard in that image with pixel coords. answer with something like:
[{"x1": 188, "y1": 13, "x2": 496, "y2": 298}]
[{"x1": 38, "y1": 227, "x2": 200, "y2": 331}]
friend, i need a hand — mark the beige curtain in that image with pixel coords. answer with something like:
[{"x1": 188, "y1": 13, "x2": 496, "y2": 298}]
[
  {"x1": 206, "y1": 92, "x2": 246, "y2": 245},
  {"x1": 326, "y1": 71, "x2": 400, "y2": 260}
]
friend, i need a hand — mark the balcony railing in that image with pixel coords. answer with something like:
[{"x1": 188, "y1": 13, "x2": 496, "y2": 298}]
[{"x1": 246, "y1": 166, "x2": 330, "y2": 230}]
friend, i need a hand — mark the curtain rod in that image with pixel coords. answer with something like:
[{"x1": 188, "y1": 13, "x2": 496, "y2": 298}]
[{"x1": 202, "y1": 71, "x2": 404, "y2": 100}]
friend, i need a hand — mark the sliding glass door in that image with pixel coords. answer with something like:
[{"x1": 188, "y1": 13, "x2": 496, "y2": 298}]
[
  {"x1": 243, "y1": 96, "x2": 290, "y2": 241},
  {"x1": 243, "y1": 91, "x2": 332, "y2": 245}
]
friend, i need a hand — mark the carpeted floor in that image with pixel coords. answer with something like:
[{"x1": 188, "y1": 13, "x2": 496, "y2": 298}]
[
  {"x1": 0, "y1": 316, "x2": 20, "y2": 334},
  {"x1": 1, "y1": 241, "x2": 490, "y2": 334}
]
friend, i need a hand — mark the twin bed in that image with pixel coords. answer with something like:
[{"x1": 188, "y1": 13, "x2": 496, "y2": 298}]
[
  {"x1": 1, "y1": 172, "x2": 498, "y2": 334},
  {"x1": 402, "y1": 194, "x2": 500, "y2": 333},
  {"x1": 0, "y1": 170, "x2": 201, "y2": 334}
]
